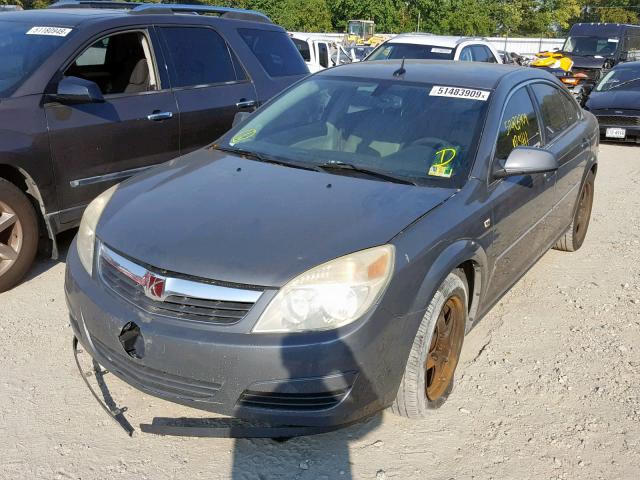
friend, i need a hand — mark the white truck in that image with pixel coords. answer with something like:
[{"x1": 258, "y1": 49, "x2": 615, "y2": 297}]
[{"x1": 289, "y1": 33, "x2": 353, "y2": 73}]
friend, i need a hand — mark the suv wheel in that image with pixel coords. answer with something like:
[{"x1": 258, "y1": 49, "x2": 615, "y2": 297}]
[
  {"x1": 0, "y1": 178, "x2": 39, "y2": 292},
  {"x1": 391, "y1": 270, "x2": 468, "y2": 417}
]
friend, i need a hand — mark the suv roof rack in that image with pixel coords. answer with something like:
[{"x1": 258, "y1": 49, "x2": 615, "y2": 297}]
[{"x1": 48, "y1": 1, "x2": 272, "y2": 23}]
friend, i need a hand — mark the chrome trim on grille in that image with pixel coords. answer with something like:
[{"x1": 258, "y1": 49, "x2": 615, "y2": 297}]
[{"x1": 98, "y1": 244, "x2": 262, "y2": 324}]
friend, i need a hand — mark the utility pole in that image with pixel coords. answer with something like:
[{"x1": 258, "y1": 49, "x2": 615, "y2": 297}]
[{"x1": 417, "y1": 11, "x2": 421, "y2": 32}]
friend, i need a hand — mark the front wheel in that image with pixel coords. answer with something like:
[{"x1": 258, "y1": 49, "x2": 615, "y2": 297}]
[
  {"x1": 391, "y1": 270, "x2": 468, "y2": 417},
  {"x1": 554, "y1": 171, "x2": 595, "y2": 252},
  {"x1": 0, "y1": 178, "x2": 39, "y2": 292}
]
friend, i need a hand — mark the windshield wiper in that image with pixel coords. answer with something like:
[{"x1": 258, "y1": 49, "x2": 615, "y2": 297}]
[
  {"x1": 608, "y1": 77, "x2": 640, "y2": 91},
  {"x1": 317, "y1": 161, "x2": 417, "y2": 185},
  {"x1": 213, "y1": 145, "x2": 320, "y2": 172}
]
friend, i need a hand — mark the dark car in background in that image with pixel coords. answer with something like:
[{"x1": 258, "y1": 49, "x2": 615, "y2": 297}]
[
  {"x1": 0, "y1": 1, "x2": 308, "y2": 291},
  {"x1": 66, "y1": 61, "x2": 598, "y2": 434},
  {"x1": 556, "y1": 23, "x2": 640, "y2": 93},
  {"x1": 585, "y1": 61, "x2": 640, "y2": 143}
]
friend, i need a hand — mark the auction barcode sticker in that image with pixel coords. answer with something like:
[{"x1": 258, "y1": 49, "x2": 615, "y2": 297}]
[
  {"x1": 26, "y1": 26, "x2": 73, "y2": 37},
  {"x1": 429, "y1": 85, "x2": 490, "y2": 101}
]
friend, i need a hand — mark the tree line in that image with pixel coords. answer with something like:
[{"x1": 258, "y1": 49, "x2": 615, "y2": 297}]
[{"x1": 4, "y1": 0, "x2": 639, "y2": 36}]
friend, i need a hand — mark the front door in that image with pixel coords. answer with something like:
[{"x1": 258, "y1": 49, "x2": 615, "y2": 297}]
[
  {"x1": 485, "y1": 85, "x2": 557, "y2": 304},
  {"x1": 45, "y1": 29, "x2": 179, "y2": 224},
  {"x1": 158, "y1": 26, "x2": 257, "y2": 154}
]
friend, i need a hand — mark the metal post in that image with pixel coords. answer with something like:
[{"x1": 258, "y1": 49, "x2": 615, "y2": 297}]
[{"x1": 417, "y1": 12, "x2": 421, "y2": 32}]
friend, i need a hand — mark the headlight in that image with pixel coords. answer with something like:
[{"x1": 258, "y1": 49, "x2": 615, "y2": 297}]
[
  {"x1": 253, "y1": 245, "x2": 395, "y2": 333},
  {"x1": 76, "y1": 185, "x2": 117, "y2": 276}
]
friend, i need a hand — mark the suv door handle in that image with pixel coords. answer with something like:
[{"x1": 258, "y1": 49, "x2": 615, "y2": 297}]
[
  {"x1": 147, "y1": 111, "x2": 173, "y2": 121},
  {"x1": 236, "y1": 99, "x2": 257, "y2": 109}
]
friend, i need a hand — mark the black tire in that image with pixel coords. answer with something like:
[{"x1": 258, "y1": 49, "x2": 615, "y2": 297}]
[
  {"x1": 0, "y1": 178, "x2": 39, "y2": 292},
  {"x1": 554, "y1": 171, "x2": 595, "y2": 252},
  {"x1": 391, "y1": 270, "x2": 468, "y2": 417}
]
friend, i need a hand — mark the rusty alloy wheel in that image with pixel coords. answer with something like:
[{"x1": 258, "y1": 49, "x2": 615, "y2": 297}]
[
  {"x1": 573, "y1": 179, "x2": 593, "y2": 247},
  {"x1": 425, "y1": 295, "x2": 466, "y2": 401},
  {"x1": 0, "y1": 199, "x2": 23, "y2": 278}
]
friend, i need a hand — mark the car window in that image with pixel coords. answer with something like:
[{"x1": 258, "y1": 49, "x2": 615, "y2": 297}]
[
  {"x1": 0, "y1": 21, "x2": 71, "y2": 98},
  {"x1": 238, "y1": 28, "x2": 308, "y2": 77},
  {"x1": 292, "y1": 38, "x2": 311, "y2": 62},
  {"x1": 459, "y1": 46, "x2": 473, "y2": 61},
  {"x1": 160, "y1": 27, "x2": 238, "y2": 88},
  {"x1": 531, "y1": 83, "x2": 573, "y2": 141},
  {"x1": 596, "y1": 64, "x2": 640, "y2": 91},
  {"x1": 559, "y1": 92, "x2": 579, "y2": 126},
  {"x1": 625, "y1": 35, "x2": 640, "y2": 61},
  {"x1": 470, "y1": 45, "x2": 493, "y2": 62},
  {"x1": 367, "y1": 43, "x2": 455, "y2": 61},
  {"x1": 318, "y1": 42, "x2": 329, "y2": 68},
  {"x1": 65, "y1": 31, "x2": 157, "y2": 95},
  {"x1": 220, "y1": 76, "x2": 490, "y2": 188},
  {"x1": 495, "y1": 87, "x2": 542, "y2": 160}
]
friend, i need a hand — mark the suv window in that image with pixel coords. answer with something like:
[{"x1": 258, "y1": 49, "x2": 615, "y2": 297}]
[
  {"x1": 66, "y1": 31, "x2": 156, "y2": 95},
  {"x1": 495, "y1": 87, "x2": 542, "y2": 160},
  {"x1": 471, "y1": 45, "x2": 497, "y2": 63},
  {"x1": 531, "y1": 83, "x2": 575, "y2": 141},
  {"x1": 292, "y1": 38, "x2": 311, "y2": 62},
  {"x1": 161, "y1": 27, "x2": 239, "y2": 88},
  {"x1": 625, "y1": 35, "x2": 640, "y2": 61},
  {"x1": 238, "y1": 28, "x2": 308, "y2": 77},
  {"x1": 459, "y1": 46, "x2": 473, "y2": 61}
]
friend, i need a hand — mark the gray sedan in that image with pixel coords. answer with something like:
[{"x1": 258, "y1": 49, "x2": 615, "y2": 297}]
[{"x1": 65, "y1": 60, "x2": 598, "y2": 435}]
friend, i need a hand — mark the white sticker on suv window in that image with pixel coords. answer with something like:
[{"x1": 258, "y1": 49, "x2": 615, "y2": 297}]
[
  {"x1": 431, "y1": 47, "x2": 453, "y2": 54},
  {"x1": 429, "y1": 85, "x2": 490, "y2": 101},
  {"x1": 26, "y1": 26, "x2": 73, "y2": 37},
  {"x1": 608, "y1": 38, "x2": 619, "y2": 43}
]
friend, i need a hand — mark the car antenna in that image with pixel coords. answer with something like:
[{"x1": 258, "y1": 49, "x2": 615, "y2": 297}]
[{"x1": 393, "y1": 57, "x2": 406, "y2": 77}]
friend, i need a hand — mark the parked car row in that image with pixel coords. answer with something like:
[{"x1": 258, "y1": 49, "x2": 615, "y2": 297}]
[{"x1": 2, "y1": 2, "x2": 600, "y2": 439}]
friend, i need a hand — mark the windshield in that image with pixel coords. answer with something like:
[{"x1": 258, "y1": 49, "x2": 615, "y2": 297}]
[
  {"x1": 562, "y1": 36, "x2": 619, "y2": 57},
  {"x1": 219, "y1": 77, "x2": 489, "y2": 188},
  {"x1": 596, "y1": 65, "x2": 640, "y2": 91},
  {"x1": 0, "y1": 21, "x2": 71, "y2": 97},
  {"x1": 367, "y1": 43, "x2": 454, "y2": 61}
]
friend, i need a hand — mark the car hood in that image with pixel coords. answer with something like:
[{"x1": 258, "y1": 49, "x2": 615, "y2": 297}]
[
  {"x1": 586, "y1": 90, "x2": 640, "y2": 111},
  {"x1": 97, "y1": 149, "x2": 456, "y2": 287},
  {"x1": 570, "y1": 55, "x2": 608, "y2": 70}
]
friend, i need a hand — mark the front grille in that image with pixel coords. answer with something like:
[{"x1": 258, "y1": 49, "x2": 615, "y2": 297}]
[
  {"x1": 93, "y1": 338, "x2": 222, "y2": 402},
  {"x1": 238, "y1": 388, "x2": 349, "y2": 411},
  {"x1": 98, "y1": 246, "x2": 259, "y2": 325},
  {"x1": 595, "y1": 115, "x2": 640, "y2": 127}
]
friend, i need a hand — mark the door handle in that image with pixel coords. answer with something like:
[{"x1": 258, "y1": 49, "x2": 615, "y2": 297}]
[
  {"x1": 236, "y1": 99, "x2": 257, "y2": 109},
  {"x1": 147, "y1": 111, "x2": 173, "y2": 121}
]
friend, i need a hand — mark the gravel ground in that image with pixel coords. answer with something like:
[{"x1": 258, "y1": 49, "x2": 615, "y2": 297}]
[{"x1": 1, "y1": 144, "x2": 639, "y2": 480}]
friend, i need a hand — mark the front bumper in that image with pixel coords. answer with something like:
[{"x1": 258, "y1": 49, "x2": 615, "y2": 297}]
[
  {"x1": 597, "y1": 124, "x2": 640, "y2": 143},
  {"x1": 65, "y1": 239, "x2": 417, "y2": 427}
]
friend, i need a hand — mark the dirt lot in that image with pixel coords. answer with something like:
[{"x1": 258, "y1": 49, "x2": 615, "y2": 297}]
[{"x1": 1, "y1": 143, "x2": 639, "y2": 480}]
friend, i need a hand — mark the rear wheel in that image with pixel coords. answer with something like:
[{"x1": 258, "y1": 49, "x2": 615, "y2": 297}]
[
  {"x1": 391, "y1": 270, "x2": 468, "y2": 417},
  {"x1": 0, "y1": 179, "x2": 39, "y2": 292},
  {"x1": 554, "y1": 171, "x2": 594, "y2": 252}
]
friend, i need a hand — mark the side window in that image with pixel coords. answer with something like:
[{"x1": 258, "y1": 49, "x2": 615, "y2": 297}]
[
  {"x1": 238, "y1": 28, "x2": 308, "y2": 77},
  {"x1": 495, "y1": 87, "x2": 542, "y2": 160},
  {"x1": 531, "y1": 83, "x2": 573, "y2": 141},
  {"x1": 160, "y1": 27, "x2": 238, "y2": 88},
  {"x1": 65, "y1": 31, "x2": 157, "y2": 95},
  {"x1": 471, "y1": 45, "x2": 495, "y2": 63},
  {"x1": 318, "y1": 42, "x2": 329, "y2": 68},
  {"x1": 292, "y1": 38, "x2": 311, "y2": 62},
  {"x1": 559, "y1": 92, "x2": 579, "y2": 126},
  {"x1": 625, "y1": 35, "x2": 640, "y2": 61},
  {"x1": 459, "y1": 46, "x2": 473, "y2": 61}
]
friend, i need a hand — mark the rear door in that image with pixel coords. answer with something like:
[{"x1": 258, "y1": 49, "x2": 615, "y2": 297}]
[
  {"x1": 530, "y1": 82, "x2": 589, "y2": 237},
  {"x1": 484, "y1": 85, "x2": 556, "y2": 304},
  {"x1": 158, "y1": 26, "x2": 257, "y2": 154},
  {"x1": 45, "y1": 28, "x2": 179, "y2": 222}
]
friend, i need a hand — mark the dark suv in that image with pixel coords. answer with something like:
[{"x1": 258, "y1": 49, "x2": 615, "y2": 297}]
[{"x1": 0, "y1": 1, "x2": 308, "y2": 291}]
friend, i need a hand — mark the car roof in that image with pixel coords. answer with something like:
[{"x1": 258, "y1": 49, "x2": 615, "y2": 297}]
[
  {"x1": 318, "y1": 60, "x2": 533, "y2": 90},
  {"x1": 0, "y1": 3, "x2": 273, "y2": 28},
  {"x1": 612, "y1": 60, "x2": 640, "y2": 69},
  {"x1": 385, "y1": 34, "x2": 489, "y2": 48}
]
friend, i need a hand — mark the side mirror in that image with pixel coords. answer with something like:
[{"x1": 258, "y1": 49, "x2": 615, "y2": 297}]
[
  {"x1": 53, "y1": 76, "x2": 104, "y2": 104},
  {"x1": 232, "y1": 111, "x2": 251, "y2": 127},
  {"x1": 494, "y1": 147, "x2": 558, "y2": 179}
]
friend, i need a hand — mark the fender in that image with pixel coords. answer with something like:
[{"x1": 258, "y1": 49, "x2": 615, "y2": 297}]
[{"x1": 408, "y1": 239, "x2": 489, "y2": 332}]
